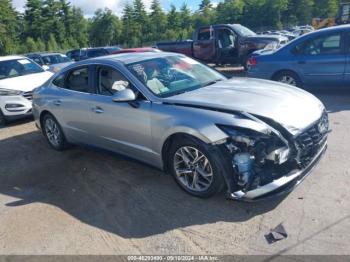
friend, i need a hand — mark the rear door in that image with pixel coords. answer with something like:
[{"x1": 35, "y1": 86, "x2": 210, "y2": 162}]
[
  {"x1": 296, "y1": 31, "x2": 346, "y2": 86},
  {"x1": 193, "y1": 26, "x2": 216, "y2": 61},
  {"x1": 49, "y1": 66, "x2": 98, "y2": 144}
]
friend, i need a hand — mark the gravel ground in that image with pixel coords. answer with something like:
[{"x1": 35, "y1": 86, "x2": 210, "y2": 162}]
[{"x1": 0, "y1": 76, "x2": 349, "y2": 255}]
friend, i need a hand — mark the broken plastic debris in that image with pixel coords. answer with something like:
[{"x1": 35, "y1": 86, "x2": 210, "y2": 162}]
[{"x1": 265, "y1": 223, "x2": 288, "y2": 244}]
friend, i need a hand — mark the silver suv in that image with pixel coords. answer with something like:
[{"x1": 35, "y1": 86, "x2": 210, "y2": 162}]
[{"x1": 33, "y1": 52, "x2": 329, "y2": 201}]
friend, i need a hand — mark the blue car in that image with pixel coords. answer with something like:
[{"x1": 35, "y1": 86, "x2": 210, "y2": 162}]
[{"x1": 247, "y1": 25, "x2": 350, "y2": 88}]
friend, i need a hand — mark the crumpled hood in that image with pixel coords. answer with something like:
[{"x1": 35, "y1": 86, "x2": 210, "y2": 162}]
[
  {"x1": 164, "y1": 78, "x2": 325, "y2": 136},
  {"x1": 0, "y1": 71, "x2": 53, "y2": 92}
]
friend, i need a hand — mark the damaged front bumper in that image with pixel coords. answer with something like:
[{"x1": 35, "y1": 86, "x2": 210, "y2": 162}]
[{"x1": 228, "y1": 141, "x2": 327, "y2": 201}]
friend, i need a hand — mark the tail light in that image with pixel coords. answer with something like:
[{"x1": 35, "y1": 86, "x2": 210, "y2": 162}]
[{"x1": 248, "y1": 56, "x2": 257, "y2": 66}]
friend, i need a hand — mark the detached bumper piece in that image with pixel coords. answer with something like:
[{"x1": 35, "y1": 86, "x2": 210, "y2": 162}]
[{"x1": 228, "y1": 141, "x2": 327, "y2": 201}]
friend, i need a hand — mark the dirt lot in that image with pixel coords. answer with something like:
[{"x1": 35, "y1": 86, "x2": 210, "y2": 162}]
[{"x1": 0, "y1": 78, "x2": 350, "y2": 255}]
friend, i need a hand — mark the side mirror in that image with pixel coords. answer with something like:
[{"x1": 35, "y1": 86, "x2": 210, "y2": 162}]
[
  {"x1": 112, "y1": 89, "x2": 136, "y2": 102},
  {"x1": 42, "y1": 65, "x2": 50, "y2": 71}
]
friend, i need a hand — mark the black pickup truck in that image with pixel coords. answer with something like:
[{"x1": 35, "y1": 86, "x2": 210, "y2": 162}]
[{"x1": 156, "y1": 24, "x2": 288, "y2": 69}]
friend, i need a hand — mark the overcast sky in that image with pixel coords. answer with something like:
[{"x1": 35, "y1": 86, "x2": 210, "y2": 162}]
[{"x1": 11, "y1": 0, "x2": 206, "y2": 16}]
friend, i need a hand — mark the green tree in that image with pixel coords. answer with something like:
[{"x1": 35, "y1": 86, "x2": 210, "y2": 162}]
[
  {"x1": 70, "y1": 7, "x2": 89, "y2": 47},
  {"x1": 47, "y1": 33, "x2": 59, "y2": 51},
  {"x1": 133, "y1": 0, "x2": 149, "y2": 45},
  {"x1": 293, "y1": 0, "x2": 315, "y2": 25},
  {"x1": 314, "y1": 0, "x2": 339, "y2": 18},
  {"x1": 24, "y1": 0, "x2": 44, "y2": 40},
  {"x1": 149, "y1": 0, "x2": 167, "y2": 41},
  {"x1": 167, "y1": 5, "x2": 180, "y2": 31},
  {"x1": 215, "y1": 0, "x2": 245, "y2": 24},
  {"x1": 24, "y1": 37, "x2": 38, "y2": 52},
  {"x1": 179, "y1": 3, "x2": 193, "y2": 39},
  {"x1": 199, "y1": 0, "x2": 212, "y2": 10},
  {"x1": 194, "y1": 0, "x2": 215, "y2": 27},
  {"x1": 0, "y1": 0, "x2": 19, "y2": 55},
  {"x1": 122, "y1": 3, "x2": 136, "y2": 47},
  {"x1": 36, "y1": 38, "x2": 46, "y2": 51},
  {"x1": 89, "y1": 8, "x2": 122, "y2": 46}
]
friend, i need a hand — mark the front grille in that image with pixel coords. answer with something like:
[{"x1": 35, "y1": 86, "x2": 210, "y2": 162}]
[
  {"x1": 295, "y1": 112, "x2": 329, "y2": 167},
  {"x1": 22, "y1": 91, "x2": 33, "y2": 101}
]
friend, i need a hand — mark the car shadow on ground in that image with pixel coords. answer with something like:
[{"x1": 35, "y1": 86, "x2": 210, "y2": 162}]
[
  {"x1": 0, "y1": 130, "x2": 285, "y2": 239},
  {"x1": 0, "y1": 116, "x2": 34, "y2": 129}
]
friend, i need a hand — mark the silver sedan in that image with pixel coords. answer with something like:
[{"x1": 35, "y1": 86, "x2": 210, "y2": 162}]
[{"x1": 33, "y1": 52, "x2": 329, "y2": 201}]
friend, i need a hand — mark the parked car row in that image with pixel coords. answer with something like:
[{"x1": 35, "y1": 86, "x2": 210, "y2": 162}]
[
  {"x1": 259, "y1": 25, "x2": 315, "y2": 41},
  {"x1": 66, "y1": 46, "x2": 121, "y2": 61},
  {"x1": 156, "y1": 24, "x2": 289, "y2": 69},
  {"x1": 1, "y1": 24, "x2": 348, "y2": 128},
  {"x1": 25, "y1": 52, "x2": 74, "y2": 72}
]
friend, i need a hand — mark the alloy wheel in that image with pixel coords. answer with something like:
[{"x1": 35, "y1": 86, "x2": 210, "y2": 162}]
[
  {"x1": 173, "y1": 146, "x2": 214, "y2": 192},
  {"x1": 44, "y1": 118, "x2": 61, "y2": 147},
  {"x1": 279, "y1": 75, "x2": 297, "y2": 86}
]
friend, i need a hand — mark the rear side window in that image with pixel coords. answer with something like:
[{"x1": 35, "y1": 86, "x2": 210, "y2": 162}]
[
  {"x1": 197, "y1": 28, "x2": 211, "y2": 41},
  {"x1": 52, "y1": 74, "x2": 65, "y2": 88},
  {"x1": 87, "y1": 49, "x2": 107, "y2": 58},
  {"x1": 29, "y1": 56, "x2": 43, "y2": 65},
  {"x1": 66, "y1": 67, "x2": 94, "y2": 93},
  {"x1": 302, "y1": 33, "x2": 342, "y2": 55}
]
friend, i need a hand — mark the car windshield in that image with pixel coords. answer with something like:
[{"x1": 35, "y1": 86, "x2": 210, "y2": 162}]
[
  {"x1": 42, "y1": 54, "x2": 71, "y2": 65},
  {"x1": 234, "y1": 25, "x2": 256, "y2": 37},
  {"x1": 0, "y1": 58, "x2": 44, "y2": 80},
  {"x1": 127, "y1": 56, "x2": 226, "y2": 98}
]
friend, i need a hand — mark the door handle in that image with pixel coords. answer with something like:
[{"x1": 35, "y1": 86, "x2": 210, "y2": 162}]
[
  {"x1": 53, "y1": 100, "x2": 62, "y2": 106},
  {"x1": 298, "y1": 61, "x2": 306, "y2": 64},
  {"x1": 92, "y1": 106, "x2": 104, "y2": 114}
]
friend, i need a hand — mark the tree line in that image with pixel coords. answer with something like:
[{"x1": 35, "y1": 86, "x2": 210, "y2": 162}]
[{"x1": 0, "y1": 0, "x2": 340, "y2": 55}]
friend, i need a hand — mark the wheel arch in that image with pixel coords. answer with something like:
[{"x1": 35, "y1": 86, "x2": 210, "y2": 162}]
[
  {"x1": 271, "y1": 69, "x2": 300, "y2": 81},
  {"x1": 39, "y1": 110, "x2": 53, "y2": 130},
  {"x1": 161, "y1": 132, "x2": 214, "y2": 172}
]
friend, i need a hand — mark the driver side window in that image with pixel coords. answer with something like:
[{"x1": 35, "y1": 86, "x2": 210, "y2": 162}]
[
  {"x1": 302, "y1": 33, "x2": 342, "y2": 55},
  {"x1": 97, "y1": 66, "x2": 131, "y2": 96}
]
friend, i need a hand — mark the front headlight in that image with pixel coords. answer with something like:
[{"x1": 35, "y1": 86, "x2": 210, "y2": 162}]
[
  {"x1": 0, "y1": 88, "x2": 22, "y2": 96},
  {"x1": 264, "y1": 41, "x2": 278, "y2": 50}
]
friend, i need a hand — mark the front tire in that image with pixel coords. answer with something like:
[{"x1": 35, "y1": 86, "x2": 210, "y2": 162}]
[
  {"x1": 273, "y1": 71, "x2": 302, "y2": 87},
  {"x1": 168, "y1": 136, "x2": 225, "y2": 198},
  {"x1": 42, "y1": 113, "x2": 67, "y2": 151}
]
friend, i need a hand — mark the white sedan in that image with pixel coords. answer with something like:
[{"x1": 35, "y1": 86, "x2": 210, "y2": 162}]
[{"x1": 0, "y1": 56, "x2": 53, "y2": 126}]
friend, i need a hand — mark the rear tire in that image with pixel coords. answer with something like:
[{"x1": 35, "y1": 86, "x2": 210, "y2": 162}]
[
  {"x1": 168, "y1": 136, "x2": 225, "y2": 198},
  {"x1": 42, "y1": 113, "x2": 67, "y2": 151},
  {"x1": 273, "y1": 71, "x2": 302, "y2": 88}
]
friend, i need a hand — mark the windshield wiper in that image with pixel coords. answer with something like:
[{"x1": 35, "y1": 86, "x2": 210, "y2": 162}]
[{"x1": 202, "y1": 79, "x2": 223, "y2": 87}]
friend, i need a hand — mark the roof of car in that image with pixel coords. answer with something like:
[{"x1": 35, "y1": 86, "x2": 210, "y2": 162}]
[
  {"x1": 40, "y1": 53, "x2": 64, "y2": 57},
  {"x1": 0, "y1": 55, "x2": 26, "y2": 62},
  {"x1": 313, "y1": 24, "x2": 350, "y2": 34},
  {"x1": 90, "y1": 51, "x2": 179, "y2": 65},
  {"x1": 26, "y1": 52, "x2": 63, "y2": 57}
]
